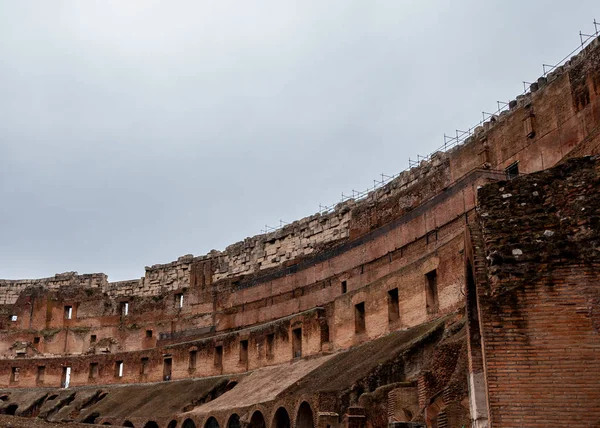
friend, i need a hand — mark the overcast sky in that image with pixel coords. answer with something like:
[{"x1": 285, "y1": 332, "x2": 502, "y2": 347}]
[{"x1": 0, "y1": 1, "x2": 597, "y2": 281}]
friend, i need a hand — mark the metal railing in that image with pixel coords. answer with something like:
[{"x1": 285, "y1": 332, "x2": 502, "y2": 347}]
[{"x1": 261, "y1": 21, "x2": 599, "y2": 232}]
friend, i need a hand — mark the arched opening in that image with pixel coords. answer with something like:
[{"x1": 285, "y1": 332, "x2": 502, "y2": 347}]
[
  {"x1": 226, "y1": 414, "x2": 240, "y2": 428},
  {"x1": 272, "y1": 407, "x2": 290, "y2": 428},
  {"x1": 183, "y1": 419, "x2": 197, "y2": 428},
  {"x1": 102, "y1": 424, "x2": 112, "y2": 426},
  {"x1": 82, "y1": 412, "x2": 100, "y2": 424},
  {"x1": 295, "y1": 402, "x2": 314, "y2": 428},
  {"x1": 123, "y1": 421, "x2": 135, "y2": 427},
  {"x1": 249, "y1": 411, "x2": 266, "y2": 428},
  {"x1": 204, "y1": 417, "x2": 219, "y2": 428},
  {"x1": 167, "y1": 421, "x2": 178, "y2": 428},
  {"x1": 143, "y1": 422, "x2": 159, "y2": 428},
  {"x1": 4, "y1": 404, "x2": 18, "y2": 415},
  {"x1": 0, "y1": 395, "x2": 9, "y2": 402}
]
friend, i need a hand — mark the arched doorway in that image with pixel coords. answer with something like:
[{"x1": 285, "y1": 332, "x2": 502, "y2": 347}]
[
  {"x1": 226, "y1": 414, "x2": 240, "y2": 428},
  {"x1": 295, "y1": 402, "x2": 314, "y2": 428},
  {"x1": 143, "y1": 422, "x2": 159, "y2": 428},
  {"x1": 249, "y1": 411, "x2": 266, "y2": 428},
  {"x1": 204, "y1": 417, "x2": 219, "y2": 428},
  {"x1": 3, "y1": 404, "x2": 18, "y2": 415},
  {"x1": 167, "y1": 421, "x2": 178, "y2": 428},
  {"x1": 123, "y1": 421, "x2": 135, "y2": 427},
  {"x1": 272, "y1": 407, "x2": 290, "y2": 428},
  {"x1": 183, "y1": 419, "x2": 197, "y2": 428}
]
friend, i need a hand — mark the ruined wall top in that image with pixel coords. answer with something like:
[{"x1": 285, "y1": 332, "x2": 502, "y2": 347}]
[{"x1": 2, "y1": 35, "x2": 599, "y2": 301}]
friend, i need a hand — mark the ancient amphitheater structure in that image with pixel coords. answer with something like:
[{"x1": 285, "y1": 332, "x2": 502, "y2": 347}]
[{"x1": 0, "y1": 36, "x2": 599, "y2": 428}]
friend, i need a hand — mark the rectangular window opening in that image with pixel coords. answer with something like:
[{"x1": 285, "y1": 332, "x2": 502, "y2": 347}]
[
  {"x1": 214, "y1": 345, "x2": 223, "y2": 368},
  {"x1": 36, "y1": 366, "x2": 45, "y2": 384},
  {"x1": 61, "y1": 366, "x2": 71, "y2": 388},
  {"x1": 140, "y1": 357, "x2": 149, "y2": 375},
  {"x1": 115, "y1": 361, "x2": 124, "y2": 378},
  {"x1": 355, "y1": 302, "x2": 366, "y2": 334},
  {"x1": 89, "y1": 362, "x2": 98, "y2": 379},
  {"x1": 388, "y1": 288, "x2": 400, "y2": 322},
  {"x1": 239, "y1": 340, "x2": 248, "y2": 365},
  {"x1": 90, "y1": 335, "x2": 97, "y2": 344},
  {"x1": 426, "y1": 270, "x2": 439, "y2": 314},
  {"x1": 120, "y1": 302, "x2": 129, "y2": 316},
  {"x1": 266, "y1": 333, "x2": 275, "y2": 360},
  {"x1": 189, "y1": 350, "x2": 197, "y2": 370},
  {"x1": 505, "y1": 161, "x2": 519, "y2": 180},
  {"x1": 33, "y1": 336, "x2": 40, "y2": 344},
  {"x1": 341, "y1": 280, "x2": 347, "y2": 294},
  {"x1": 175, "y1": 293, "x2": 184, "y2": 309},
  {"x1": 163, "y1": 357, "x2": 172, "y2": 381},
  {"x1": 11, "y1": 367, "x2": 20, "y2": 383},
  {"x1": 146, "y1": 330, "x2": 153, "y2": 339},
  {"x1": 292, "y1": 328, "x2": 302, "y2": 358},
  {"x1": 64, "y1": 306, "x2": 73, "y2": 320}
]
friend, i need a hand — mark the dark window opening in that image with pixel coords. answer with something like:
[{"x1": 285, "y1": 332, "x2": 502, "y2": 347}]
[
  {"x1": 10, "y1": 367, "x2": 19, "y2": 383},
  {"x1": 341, "y1": 280, "x2": 347, "y2": 294},
  {"x1": 89, "y1": 362, "x2": 98, "y2": 379},
  {"x1": 33, "y1": 336, "x2": 40, "y2": 344},
  {"x1": 355, "y1": 302, "x2": 366, "y2": 333},
  {"x1": 320, "y1": 320, "x2": 330, "y2": 345},
  {"x1": 239, "y1": 340, "x2": 248, "y2": 365},
  {"x1": 90, "y1": 335, "x2": 97, "y2": 343},
  {"x1": 140, "y1": 357, "x2": 149, "y2": 375},
  {"x1": 36, "y1": 366, "x2": 45, "y2": 384},
  {"x1": 146, "y1": 330, "x2": 153, "y2": 339},
  {"x1": 189, "y1": 350, "x2": 197, "y2": 370},
  {"x1": 505, "y1": 161, "x2": 519, "y2": 179},
  {"x1": 524, "y1": 115, "x2": 535, "y2": 138},
  {"x1": 175, "y1": 293, "x2": 184, "y2": 308},
  {"x1": 163, "y1": 357, "x2": 172, "y2": 381},
  {"x1": 5, "y1": 404, "x2": 18, "y2": 415},
  {"x1": 426, "y1": 270, "x2": 439, "y2": 314},
  {"x1": 388, "y1": 288, "x2": 400, "y2": 322},
  {"x1": 292, "y1": 328, "x2": 302, "y2": 358},
  {"x1": 215, "y1": 345, "x2": 223, "y2": 368},
  {"x1": 266, "y1": 334, "x2": 274, "y2": 359}
]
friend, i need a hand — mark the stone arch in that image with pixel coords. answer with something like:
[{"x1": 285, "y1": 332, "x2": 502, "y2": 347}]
[
  {"x1": 167, "y1": 421, "x2": 178, "y2": 428},
  {"x1": 182, "y1": 419, "x2": 197, "y2": 428},
  {"x1": 3, "y1": 404, "x2": 18, "y2": 415},
  {"x1": 143, "y1": 422, "x2": 159, "y2": 428},
  {"x1": 295, "y1": 402, "x2": 314, "y2": 428},
  {"x1": 204, "y1": 417, "x2": 219, "y2": 428},
  {"x1": 82, "y1": 412, "x2": 100, "y2": 424},
  {"x1": 271, "y1": 407, "x2": 291, "y2": 428},
  {"x1": 226, "y1": 413, "x2": 241, "y2": 428},
  {"x1": 249, "y1": 410, "x2": 266, "y2": 428},
  {"x1": 123, "y1": 421, "x2": 135, "y2": 427}
]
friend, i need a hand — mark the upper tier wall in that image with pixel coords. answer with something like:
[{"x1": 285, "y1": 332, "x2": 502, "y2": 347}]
[{"x1": 1, "y1": 35, "x2": 600, "y2": 303}]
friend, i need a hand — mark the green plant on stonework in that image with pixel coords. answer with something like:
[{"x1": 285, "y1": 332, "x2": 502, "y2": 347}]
[
  {"x1": 70, "y1": 326, "x2": 91, "y2": 334},
  {"x1": 40, "y1": 328, "x2": 61, "y2": 339}
]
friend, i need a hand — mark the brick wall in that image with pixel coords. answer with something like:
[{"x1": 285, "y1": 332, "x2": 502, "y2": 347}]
[{"x1": 476, "y1": 156, "x2": 600, "y2": 426}]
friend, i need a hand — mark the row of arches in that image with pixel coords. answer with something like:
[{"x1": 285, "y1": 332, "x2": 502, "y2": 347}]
[
  {"x1": 166, "y1": 401, "x2": 314, "y2": 428},
  {"x1": 96, "y1": 401, "x2": 315, "y2": 428}
]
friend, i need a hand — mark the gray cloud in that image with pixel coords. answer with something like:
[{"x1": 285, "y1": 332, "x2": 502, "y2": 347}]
[{"x1": 1, "y1": 0, "x2": 598, "y2": 280}]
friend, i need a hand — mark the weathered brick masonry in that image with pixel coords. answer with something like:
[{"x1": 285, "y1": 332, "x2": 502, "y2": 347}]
[
  {"x1": 474, "y1": 157, "x2": 600, "y2": 427},
  {"x1": 0, "y1": 34, "x2": 599, "y2": 428}
]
